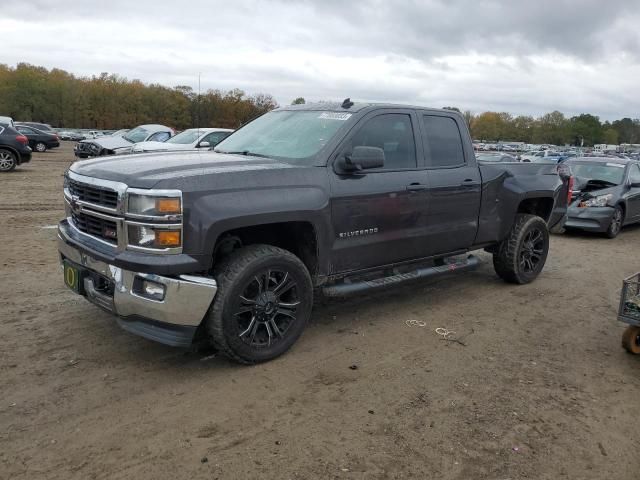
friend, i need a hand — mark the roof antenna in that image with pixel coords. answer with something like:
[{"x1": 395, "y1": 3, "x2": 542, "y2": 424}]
[{"x1": 341, "y1": 98, "x2": 354, "y2": 109}]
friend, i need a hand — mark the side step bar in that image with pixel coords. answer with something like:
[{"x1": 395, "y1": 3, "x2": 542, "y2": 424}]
[{"x1": 322, "y1": 255, "x2": 480, "y2": 297}]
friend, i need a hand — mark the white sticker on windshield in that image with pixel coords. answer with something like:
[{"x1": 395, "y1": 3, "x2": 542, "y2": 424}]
[
  {"x1": 606, "y1": 163, "x2": 625, "y2": 168},
  {"x1": 318, "y1": 112, "x2": 352, "y2": 121}
]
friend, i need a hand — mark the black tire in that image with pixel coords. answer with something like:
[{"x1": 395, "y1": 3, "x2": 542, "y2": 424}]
[
  {"x1": 605, "y1": 205, "x2": 624, "y2": 239},
  {"x1": 0, "y1": 149, "x2": 17, "y2": 172},
  {"x1": 206, "y1": 244, "x2": 313, "y2": 364},
  {"x1": 35, "y1": 142, "x2": 47, "y2": 152},
  {"x1": 493, "y1": 214, "x2": 549, "y2": 284}
]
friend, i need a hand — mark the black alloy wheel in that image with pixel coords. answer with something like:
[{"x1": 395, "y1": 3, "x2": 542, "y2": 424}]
[
  {"x1": 234, "y1": 269, "x2": 300, "y2": 348},
  {"x1": 519, "y1": 228, "x2": 545, "y2": 274}
]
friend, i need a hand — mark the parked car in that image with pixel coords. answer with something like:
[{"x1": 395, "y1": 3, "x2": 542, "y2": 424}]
[
  {"x1": 74, "y1": 124, "x2": 174, "y2": 158},
  {"x1": 0, "y1": 124, "x2": 32, "y2": 172},
  {"x1": 476, "y1": 153, "x2": 518, "y2": 163},
  {"x1": 15, "y1": 125, "x2": 60, "y2": 152},
  {"x1": 123, "y1": 128, "x2": 233, "y2": 154},
  {"x1": 16, "y1": 122, "x2": 56, "y2": 135},
  {"x1": 564, "y1": 157, "x2": 640, "y2": 238},
  {"x1": 0, "y1": 116, "x2": 15, "y2": 127},
  {"x1": 58, "y1": 101, "x2": 571, "y2": 363},
  {"x1": 521, "y1": 150, "x2": 563, "y2": 163}
]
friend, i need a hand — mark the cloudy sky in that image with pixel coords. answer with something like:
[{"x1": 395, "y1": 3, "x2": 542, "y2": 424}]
[{"x1": 3, "y1": 0, "x2": 640, "y2": 119}]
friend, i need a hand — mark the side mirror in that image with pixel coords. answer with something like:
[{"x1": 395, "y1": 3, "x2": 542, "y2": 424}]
[
  {"x1": 337, "y1": 146, "x2": 385, "y2": 173},
  {"x1": 197, "y1": 141, "x2": 210, "y2": 148}
]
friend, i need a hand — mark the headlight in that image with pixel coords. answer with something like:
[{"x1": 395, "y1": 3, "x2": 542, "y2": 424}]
[
  {"x1": 580, "y1": 194, "x2": 613, "y2": 208},
  {"x1": 127, "y1": 192, "x2": 182, "y2": 217},
  {"x1": 125, "y1": 190, "x2": 183, "y2": 252}
]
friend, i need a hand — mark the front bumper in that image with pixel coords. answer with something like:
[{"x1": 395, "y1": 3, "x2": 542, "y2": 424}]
[
  {"x1": 565, "y1": 206, "x2": 614, "y2": 232},
  {"x1": 58, "y1": 227, "x2": 218, "y2": 347}
]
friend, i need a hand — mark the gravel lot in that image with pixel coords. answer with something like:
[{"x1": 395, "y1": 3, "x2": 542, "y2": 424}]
[{"x1": 1, "y1": 143, "x2": 639, "y2": 479}]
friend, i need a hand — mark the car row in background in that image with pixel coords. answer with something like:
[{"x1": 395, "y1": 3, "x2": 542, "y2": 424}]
[
  {"x1": 120, "y1": 128, "x2": 233, "y2": 154},
  {"x1": 0, "y1": 124, "x2": 32, "y2": 171},
  {"x1": 475, "y1": 152, "x2": 518, "y2": 163},
  {"x1": 15, "y1": 124, "x2": 60, "y2": 152},
  {"x1": 74, "y1": 124, "x2": 174, "y2": 158}
]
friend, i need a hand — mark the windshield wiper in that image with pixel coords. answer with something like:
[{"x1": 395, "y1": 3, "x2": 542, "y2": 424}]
[{"x1": 215, "y1": 150, "x2": 271, "y2": 158}]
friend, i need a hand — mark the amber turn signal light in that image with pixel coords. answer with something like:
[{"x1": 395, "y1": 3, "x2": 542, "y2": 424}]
[
  {"x1": 155, "y1": 230, "x2": 181, "y2": 247},
  {"x1": 155, "y1": 198, "x2": 181, "y2": 214}
]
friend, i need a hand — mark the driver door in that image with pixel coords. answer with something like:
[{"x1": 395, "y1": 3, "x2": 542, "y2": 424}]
[{"x1": 328, "y1": 110, "x2": 430, "y2": 273}]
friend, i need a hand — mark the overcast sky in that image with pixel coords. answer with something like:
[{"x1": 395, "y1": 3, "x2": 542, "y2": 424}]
[{"x1": 3, "y1": 0, "x2": 640, "y2": 119}]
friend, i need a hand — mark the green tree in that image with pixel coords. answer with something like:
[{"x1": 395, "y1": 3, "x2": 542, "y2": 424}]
[{"x1": 291, "y1": 97, "x2": 306, "y2": 105}]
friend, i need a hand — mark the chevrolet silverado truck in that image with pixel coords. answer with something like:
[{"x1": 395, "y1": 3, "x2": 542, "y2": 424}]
[{"x1": 58, "y1": 101, "x2": 570, "y2": 363}]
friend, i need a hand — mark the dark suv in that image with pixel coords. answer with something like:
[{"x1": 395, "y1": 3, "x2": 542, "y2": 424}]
[{"x1": 0, "y1": 125, "x2": 32, "y2": 171}]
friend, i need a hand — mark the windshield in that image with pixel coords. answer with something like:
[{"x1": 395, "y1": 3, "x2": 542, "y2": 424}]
[
  {"x1": 166, "y1": 129, "x2": 201, "y2": 144},
  {"x1": 569, "y1": 163, "x2": 626, "y2": 185},
  {"x1": 215, "y1": 110, "x2": 351, "y2": 162},
  {"x1": 123, "y1": 127, "x2": 149, "y2": 143}
]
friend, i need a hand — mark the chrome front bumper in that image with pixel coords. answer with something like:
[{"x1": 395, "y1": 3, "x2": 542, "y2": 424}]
[{"x1": 58, "y1": 229, "x2": 217, "y2": 347}]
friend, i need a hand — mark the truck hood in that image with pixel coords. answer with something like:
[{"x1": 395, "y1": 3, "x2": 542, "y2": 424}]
[
  {"x1": 80, "y1": 136, "x2": 132, "y2": 150},
  {"x1": 69, "y1": 151, "x2": 301, "y2": 189}
]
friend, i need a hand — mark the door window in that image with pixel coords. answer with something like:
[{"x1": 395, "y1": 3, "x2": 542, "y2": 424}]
[
  {"x1": 422, "y1": 115, "x2": 465, "y2": 168},
  {"x1": 349, "y1": 114, "x2": 416, "y2": 170},
  {"x1": 629, "y1": 164, "x2": 640, "y2": 184},
  {"x1": 202, "y1": 131, "x2": 231, "y2": 146},
  {"x1": 148, "y1": 131, "x2": 171, "y2": 142}
]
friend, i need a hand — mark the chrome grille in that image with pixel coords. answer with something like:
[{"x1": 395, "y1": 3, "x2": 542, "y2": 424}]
[
  {"x1": 68, "y1": 179, "x2": 118, "y2": 209},
  {"x1": 70, "y1": 210, "x2": 118, "y2": 244}
]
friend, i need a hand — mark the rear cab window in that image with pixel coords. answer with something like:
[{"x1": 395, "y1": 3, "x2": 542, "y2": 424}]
[{"x1": 421, "y1": 115, "x2": 465, "y2": 168}]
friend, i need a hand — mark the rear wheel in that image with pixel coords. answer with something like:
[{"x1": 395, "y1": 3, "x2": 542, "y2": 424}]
[
  {"x1": 206, "y1": 245, "x2": 313, "y2": 364},
  {"x1": 35, "y1": 142, "x2": 47, "y2": 152},
  {"x1": 493, "y1": 214, "x2": 549, "y2": 284},
  {"x1": 0, "y1": 149, "x2": 17, "y2": 172},
  {"x1": 622, "y1": 326, "x2": 640, "y2": 354},
  {"x1": 605, "y1": 206, "x2": 623, "y2": 238}
]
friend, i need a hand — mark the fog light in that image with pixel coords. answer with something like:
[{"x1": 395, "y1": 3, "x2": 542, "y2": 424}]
[{"x1": 142, "y1": 279, "x2": 165, "y2": 301}]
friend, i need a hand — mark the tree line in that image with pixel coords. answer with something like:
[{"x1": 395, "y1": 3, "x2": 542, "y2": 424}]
[
  {"x1": 443, "y1": 108, "x2": 640, "y2": 147},
  {"x1": 2, "y1": 63, "x2": 638, "y2": 146},
  {"x1": 0, "y1": 63, "x2": 278, "y2": 130}
]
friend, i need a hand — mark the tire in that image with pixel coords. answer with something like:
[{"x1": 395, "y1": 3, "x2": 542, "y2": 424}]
[
  {"x1": 621, "y1": 326, "x2": 640, "y2": 354},
  {"x1": 0, "y1": 149, "x2": 17, "y2": 172},
  {"x1": 493, "y1": 214, "x2": 549, "y2": 284},
  {"x1": 206, "y1": 244, "x2": 313, "y2": 364},
  {"x1": 35, "y1": 142, "x2": 47, "y2": 152},
  {"x1": 605, "y1": 205, "x2": 624, "y2": 239}
]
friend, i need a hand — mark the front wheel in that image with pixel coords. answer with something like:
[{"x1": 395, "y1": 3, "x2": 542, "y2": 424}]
[
  {"x1": 206, "y1": 245, "x2": 313, "y2": 364},
  {"x1": 35, "y1": 142, "x2": 47, "y2": 152},
  {"x1": 493, "y1": 214, "x2": 550, "y2": 284},
  {"x1": 605, "y1": 206, "x2": 623, "y2": 238}
]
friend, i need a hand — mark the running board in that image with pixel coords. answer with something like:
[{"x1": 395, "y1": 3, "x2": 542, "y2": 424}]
[{"x1": 322, "y1": 255, "x2": 480, "y2": 297}]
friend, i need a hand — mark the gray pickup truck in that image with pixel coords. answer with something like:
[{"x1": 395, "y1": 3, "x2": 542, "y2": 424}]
[{"x1": 58, "y1": 101, "x2": 570, "y2": 363}]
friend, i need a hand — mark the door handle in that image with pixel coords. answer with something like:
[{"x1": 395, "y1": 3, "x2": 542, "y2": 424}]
[
  {"x1": 460, "y1": 179, "x2": 478, "y2": 187},
  {"x1": 406, "y1": 184, "x2": 428, "y2": 192}
]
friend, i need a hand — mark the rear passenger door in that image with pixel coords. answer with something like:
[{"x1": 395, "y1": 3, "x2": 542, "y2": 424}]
[
  {"x1": 419, "y1": 113, "x2": 482, "y2": 256},
  {"x1": 329, "y1": 110, "x2": 430, "y2": 273}
]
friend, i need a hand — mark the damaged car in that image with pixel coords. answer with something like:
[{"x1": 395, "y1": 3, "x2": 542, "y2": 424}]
[
  {"x1": 74, "y1": 124, "x2": 173, "y2": 158},
  {"x1": 564, "y1": 157, "x2": 640, "y2": 238}
]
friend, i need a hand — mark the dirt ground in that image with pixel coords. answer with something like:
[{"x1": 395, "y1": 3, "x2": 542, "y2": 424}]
[{"x1": 1, "y1": 142, "x2": 639, "y2": 480}]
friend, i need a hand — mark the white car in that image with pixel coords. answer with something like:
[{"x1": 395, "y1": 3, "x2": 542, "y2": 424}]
[{"x1": 126, "y1": 128, "x2": 233, "y2": 154}]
